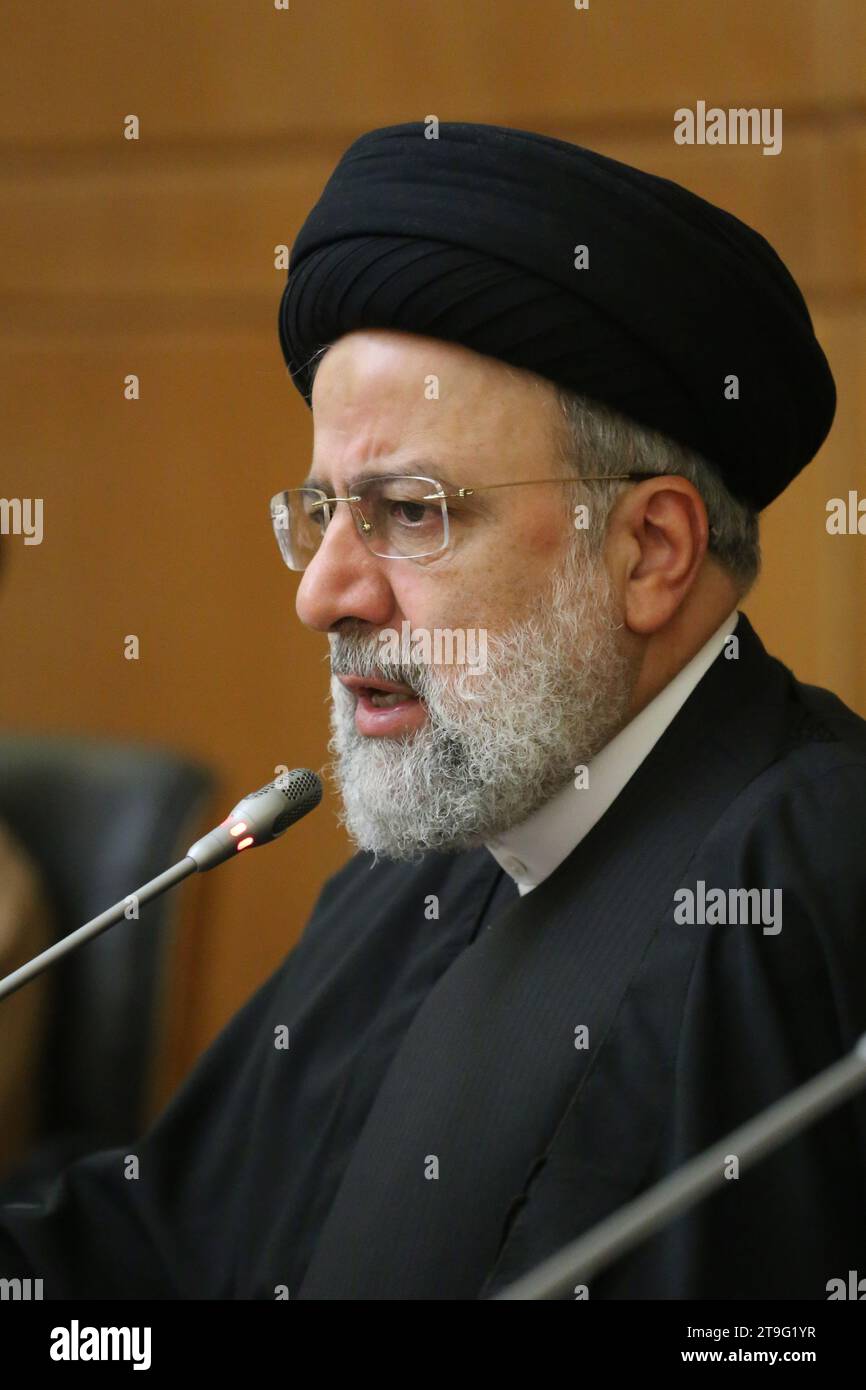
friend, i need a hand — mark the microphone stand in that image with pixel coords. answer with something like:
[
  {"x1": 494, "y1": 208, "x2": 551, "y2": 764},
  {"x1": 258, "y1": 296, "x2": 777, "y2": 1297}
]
[
  {"x1": 0, "y1": 860, "x2": 197, "y2": 1003},
  {"x1": 493, "y1": 1032, "x2": 866, "y2": 1298}
]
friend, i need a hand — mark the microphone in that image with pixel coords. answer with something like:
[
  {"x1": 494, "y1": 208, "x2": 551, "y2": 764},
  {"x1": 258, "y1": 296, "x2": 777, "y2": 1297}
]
[
  {"x1": 0, "y1": 770, "x2": 323, "y2": 1003},
  {"x1": 186, "y1": 769, "x2": 323, "y2": 870}
]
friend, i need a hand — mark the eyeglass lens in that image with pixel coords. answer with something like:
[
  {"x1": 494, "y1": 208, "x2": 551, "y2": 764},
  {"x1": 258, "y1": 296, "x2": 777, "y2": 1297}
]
[{"x1": 274, "y1": 476, "x2": 447, "y2": 569}]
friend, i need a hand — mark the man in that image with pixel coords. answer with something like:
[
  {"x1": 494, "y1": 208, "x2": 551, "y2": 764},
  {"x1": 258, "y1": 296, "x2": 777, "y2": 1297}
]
[{"x1": 1, "y1": 121, "x2": 864, "y2": 1299}]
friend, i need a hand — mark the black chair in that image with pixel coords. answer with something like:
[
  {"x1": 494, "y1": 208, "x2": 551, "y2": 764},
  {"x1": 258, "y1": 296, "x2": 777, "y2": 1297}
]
[{"x1": 0, "y1": 734, "x2": 216, "y2": 1185}]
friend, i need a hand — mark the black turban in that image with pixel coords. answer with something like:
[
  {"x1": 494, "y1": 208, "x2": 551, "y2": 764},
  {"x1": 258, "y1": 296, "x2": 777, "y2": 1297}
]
[{"x1": 278, "y1": 121, "x2": 835, "y2": 511}]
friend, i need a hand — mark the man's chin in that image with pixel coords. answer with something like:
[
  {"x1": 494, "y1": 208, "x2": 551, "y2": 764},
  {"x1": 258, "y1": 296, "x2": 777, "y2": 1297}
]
[
  {"x1": 337, "y1": 806, "x2": 485, "y2": 863},
  {"x1": 329, "y1": 752, "x2": 575, "y2": 864}
]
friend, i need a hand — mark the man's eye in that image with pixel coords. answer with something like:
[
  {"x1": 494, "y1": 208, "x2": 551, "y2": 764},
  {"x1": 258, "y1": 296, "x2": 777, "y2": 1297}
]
[{"x1": 389, "y1": 501, "x2": 431, "y2": 526}]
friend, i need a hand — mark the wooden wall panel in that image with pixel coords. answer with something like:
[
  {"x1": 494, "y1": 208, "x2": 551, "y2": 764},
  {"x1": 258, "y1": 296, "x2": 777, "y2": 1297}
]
[
  {"x1": 0, "y1": 156, "x2": 328, "y2": 303},
  {"x1": 0, "y1": 0, "x2": 856, "y2": 148}
]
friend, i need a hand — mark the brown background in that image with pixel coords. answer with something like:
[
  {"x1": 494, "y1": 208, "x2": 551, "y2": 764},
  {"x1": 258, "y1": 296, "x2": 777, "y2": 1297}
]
[{"x1": 1, "y1": 0, "x2": 864, "y2": 1116}]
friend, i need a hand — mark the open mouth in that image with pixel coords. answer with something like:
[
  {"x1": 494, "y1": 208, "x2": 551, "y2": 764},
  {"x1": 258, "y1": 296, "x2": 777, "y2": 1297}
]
[
  {"x1": 337, "y1": 675, "x2": 427, "y2": 734},
  {"x1": 359, "y1": 685, "x2": 419, "y2": 708}
]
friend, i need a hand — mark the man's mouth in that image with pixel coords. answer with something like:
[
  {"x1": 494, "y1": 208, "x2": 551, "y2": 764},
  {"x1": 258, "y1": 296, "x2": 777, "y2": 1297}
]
[
  {"x1": 338, "y1": 675, "x2": 417, "y2": 702},
  {"x1": 366, "y1": 689, "x2": 413, "y2": 708},
  {"x1": 337, "y1": 674, "x2": 427, "y2": 736}
]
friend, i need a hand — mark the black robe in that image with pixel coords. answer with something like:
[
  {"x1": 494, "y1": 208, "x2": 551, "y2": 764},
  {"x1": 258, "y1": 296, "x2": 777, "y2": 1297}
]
[{"x1": 2, "y1": 612, "x2": 866, "y2": 1299}]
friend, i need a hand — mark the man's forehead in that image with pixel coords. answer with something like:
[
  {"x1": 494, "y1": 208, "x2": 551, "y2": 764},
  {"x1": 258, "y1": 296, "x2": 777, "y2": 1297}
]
[
  {"x1": 316, "y1": 327, "x2": 486, "y2": 375},
  {"x1": 312, "y1": 330, "x2": 547, "y2": 413},
  {"x1": 309, "y1": 410, "x2": 448, "y2": 486},
  {"x1": 311, "y1": 355, "x2": 493, "y2": 477},
  {"x1": 306, "y1": 331, "x2": 562, "y2": 489}
]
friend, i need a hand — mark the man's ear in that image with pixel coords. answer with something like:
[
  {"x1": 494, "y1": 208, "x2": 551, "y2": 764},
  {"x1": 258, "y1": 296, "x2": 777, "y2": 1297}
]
[{"x1": 611, "y1": 478, "x2": 709, "y2": 636}]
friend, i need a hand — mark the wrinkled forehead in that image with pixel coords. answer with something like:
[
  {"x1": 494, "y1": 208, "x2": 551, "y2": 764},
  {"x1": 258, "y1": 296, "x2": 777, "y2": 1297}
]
[{"x1": 309, "y1": 330, "x2": 564, "y2": 478}]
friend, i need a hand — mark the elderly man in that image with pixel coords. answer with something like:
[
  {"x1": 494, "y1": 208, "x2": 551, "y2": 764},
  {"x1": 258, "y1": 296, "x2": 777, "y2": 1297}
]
[{"x1": 1, "y1": 122, "x2": 865, "y2": 1300}]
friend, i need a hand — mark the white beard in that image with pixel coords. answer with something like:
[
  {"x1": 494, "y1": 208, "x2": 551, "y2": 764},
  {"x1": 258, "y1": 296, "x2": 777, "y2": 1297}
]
[{"x1": 325, "y1": 539, "x2": 640, "y2": 862}]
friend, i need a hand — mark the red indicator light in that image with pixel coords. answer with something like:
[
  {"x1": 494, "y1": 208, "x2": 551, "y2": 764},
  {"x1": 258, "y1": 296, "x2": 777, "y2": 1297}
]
[
  {"x1": 236, "y1": 835, "x2": 254, "y2": 851},
  {"x1": 230, "y1": 821, "x2": 248, "y2": 838}
]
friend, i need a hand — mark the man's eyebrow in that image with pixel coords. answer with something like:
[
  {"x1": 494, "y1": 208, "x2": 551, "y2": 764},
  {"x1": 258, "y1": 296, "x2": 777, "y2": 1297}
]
[{"x1": 300, "y1": 462, "x2": 462, "y2": 493}]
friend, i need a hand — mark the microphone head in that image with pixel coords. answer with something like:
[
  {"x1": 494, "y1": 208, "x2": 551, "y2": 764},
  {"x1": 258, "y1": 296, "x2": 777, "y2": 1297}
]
[
  {"x1": 230, "y1": 770, "x2": 323, "y2": 842},
  {"x1": 186, "y1": 769, "x2": 323, "y2": 871}
]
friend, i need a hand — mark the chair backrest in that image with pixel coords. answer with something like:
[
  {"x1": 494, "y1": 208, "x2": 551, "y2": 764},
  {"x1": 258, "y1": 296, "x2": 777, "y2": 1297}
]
[{"x1": 0, "y1": 734, "x2": 215, "y2": 1153}]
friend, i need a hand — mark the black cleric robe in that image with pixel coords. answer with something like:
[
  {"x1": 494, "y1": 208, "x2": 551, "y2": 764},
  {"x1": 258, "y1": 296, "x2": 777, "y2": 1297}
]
[{"x1": 2, "y1": 611, "x2": 866, "y2": 1300}]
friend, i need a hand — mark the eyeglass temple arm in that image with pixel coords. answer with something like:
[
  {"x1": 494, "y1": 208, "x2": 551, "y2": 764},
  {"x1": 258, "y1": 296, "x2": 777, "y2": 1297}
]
[
  {"x1": 421, "y1": 473, "x2": 658, "y2": 500},
  {"x1": 288, "y1": 474, "x2": 657, "y2": 506}
]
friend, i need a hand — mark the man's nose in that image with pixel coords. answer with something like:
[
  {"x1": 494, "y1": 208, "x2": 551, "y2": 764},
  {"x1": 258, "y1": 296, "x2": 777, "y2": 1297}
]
[{"x1": 295, "y1": 505, "x2": 395, "y2": 633}]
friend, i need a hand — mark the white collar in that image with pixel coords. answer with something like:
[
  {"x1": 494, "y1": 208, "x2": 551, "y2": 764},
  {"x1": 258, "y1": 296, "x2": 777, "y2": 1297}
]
[{"x1": 484, "y1": 609, "x2": 740, "y2": 894}]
